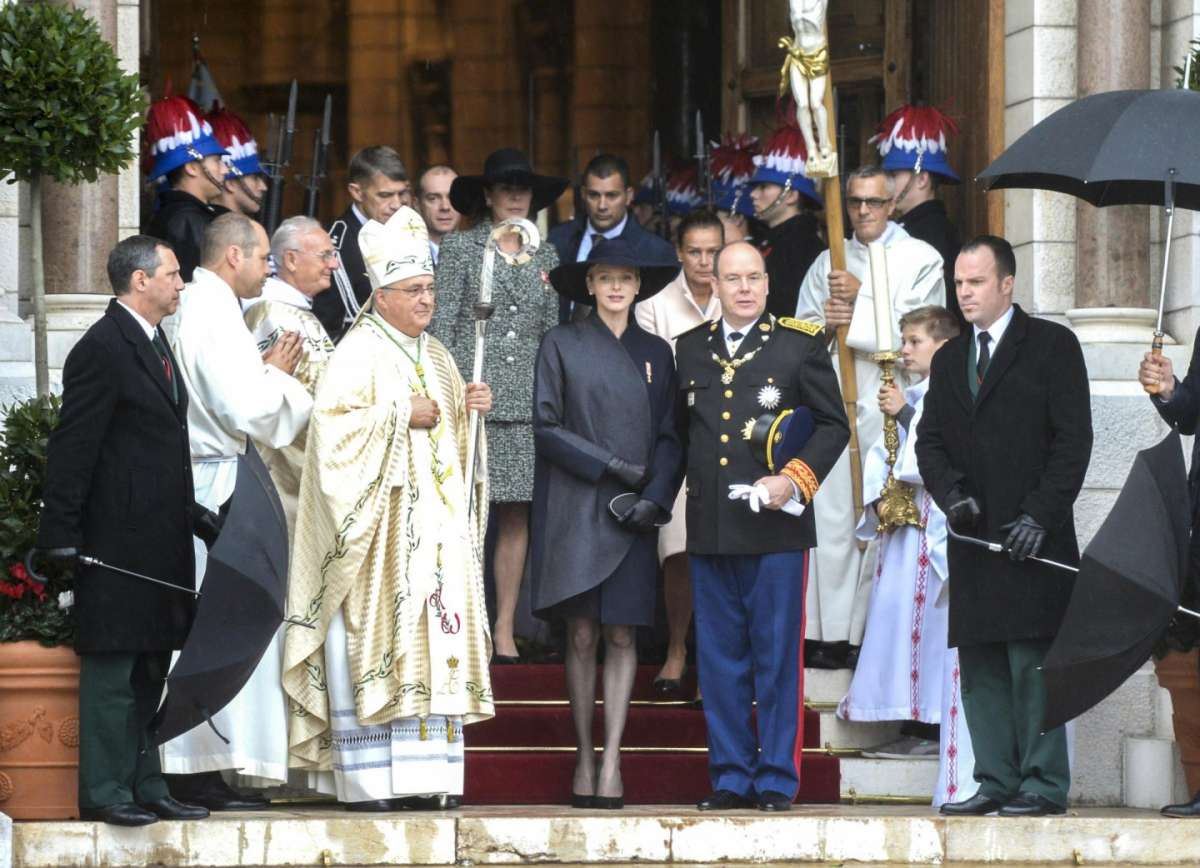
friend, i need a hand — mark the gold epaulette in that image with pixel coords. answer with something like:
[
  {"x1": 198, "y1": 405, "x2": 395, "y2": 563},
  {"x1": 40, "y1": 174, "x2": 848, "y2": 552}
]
[{"x1": 777, "y1": 317, "x2": 825, "y2": 337}]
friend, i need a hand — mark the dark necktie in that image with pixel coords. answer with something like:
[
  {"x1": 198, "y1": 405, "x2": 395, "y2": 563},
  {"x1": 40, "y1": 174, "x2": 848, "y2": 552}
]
[
  {"x1": 728, "y1": 331, "x2": 743, "y2": 342},
  {"x1": 976, "y1": 331, "x2": 992, "y2": 385},
  {"x1": 152, "y1": 333, "x2": 178, "y2": 403}
]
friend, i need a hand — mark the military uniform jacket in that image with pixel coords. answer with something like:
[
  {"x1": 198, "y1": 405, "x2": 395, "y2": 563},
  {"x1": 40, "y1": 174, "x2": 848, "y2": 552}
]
[
  {"x1": 314, "y1": 206, "x2": 370, "y2": 342},
  {"x1": 144, "y1": 190, "x2": 226, "y2": 283},
  {"x1": 37, "y1": 300, "x2": 197, "y2": 653},
  {"x1": 675, "y1": 313, "x2": 849, "y2": 556}
]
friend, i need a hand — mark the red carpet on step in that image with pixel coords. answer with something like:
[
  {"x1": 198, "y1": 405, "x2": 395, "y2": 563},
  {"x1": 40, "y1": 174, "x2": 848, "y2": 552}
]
[{"x1": 463, "y1": 664, "x2": 840, "y2": 805}]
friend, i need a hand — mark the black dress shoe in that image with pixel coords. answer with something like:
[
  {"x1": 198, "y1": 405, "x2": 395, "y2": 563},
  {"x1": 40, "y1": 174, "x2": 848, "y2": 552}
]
[
  {"x1": 395, "y1": 795, "x2": 450, "y2": 810},
  {"x1": 442, "y1": 795, "x2": 462, "y2": 809},
  {"x1": 190, "y1": 791, "x2": 270, "y2": 811},
  {"x1": 1161, "y1": 792, "x2": 1200, "y2": 817},
  {"x1": 492, "y1": 653, "x2": 521, "y2": 665},
  {"x1": 593, "y1": 795, "x2": 624, "y2": 809},
  {"x1": 570, "y1": 793, "x2": 595, "y2": 808},
  {"x1": 697, "y1": 789, "x2": 752, "y2": 811},
  {"x1": 346, "y1": 799, "x2": 396, "y2": 812},
  {"x1": 81, "y1": 802, "x2": 158, "y2": 826},
  {"x1": 939, "y1": 793, "x2": 1005, "y2": 816},
  {"x1": 138, "y1": 796, "x2": 210, "y2": 820},
  {"x1": 757, "y1": 790, "x2": 792, "y2": 812},
  {"x1": 804, "y1": 646, "x2": 842, "y2": 670},
  {"x1": 998, "y1": 792, "x2": 1066, "y2": 817}
]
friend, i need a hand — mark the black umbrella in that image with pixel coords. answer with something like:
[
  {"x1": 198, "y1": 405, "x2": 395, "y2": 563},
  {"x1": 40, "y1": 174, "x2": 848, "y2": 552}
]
[
  {"x1": 951, "y1": 432, "x2": 1198, "y2": 731},
  {"x1": 153, "y1": 445, "x2": 294, "y2": 744},
  {"x1": 1039, "y1": 431, "x2": 1195, "y2": 731},
  {"x1": 977, "y1": 81, "x2": 1200, "y2": 359}
]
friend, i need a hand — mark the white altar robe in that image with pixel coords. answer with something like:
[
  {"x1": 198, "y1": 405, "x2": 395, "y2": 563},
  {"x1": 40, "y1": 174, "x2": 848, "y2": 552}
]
[
  {"x1": 161, "y1": 266, "x2": 313, "y2": 785},
  {"x1": 794, "y1": 222, "x2": 944, "y2": 645}
]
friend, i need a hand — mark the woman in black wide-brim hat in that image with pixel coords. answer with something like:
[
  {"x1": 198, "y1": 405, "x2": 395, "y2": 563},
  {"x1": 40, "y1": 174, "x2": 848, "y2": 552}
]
[
  {"x1": 529, "y1": 238, "x2": 685, "y2": 809},
  {"x1": 431, "y1": 149, "x2": 568, "y2": 664}
]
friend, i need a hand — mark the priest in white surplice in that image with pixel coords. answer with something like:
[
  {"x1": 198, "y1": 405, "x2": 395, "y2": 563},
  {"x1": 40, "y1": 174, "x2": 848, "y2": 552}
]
[
  {"x1": 243, "y1": 216, "x2": 338, "y2": 536},
  {"x1": 162, "y1": 212, "x2": 313, "y2": 808},
  {"x1": 283, "y1": 206, "x2": 494, "y2": 812},
  {"x1": 794, "y1": 165, "x2": 944, "y2": 667}
]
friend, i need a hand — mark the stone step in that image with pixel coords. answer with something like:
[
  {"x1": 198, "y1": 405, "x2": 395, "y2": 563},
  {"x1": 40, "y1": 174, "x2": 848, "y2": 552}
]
[
  {"x1": 803, "y1": 667, "x2": 853, "y2": 705},
  {"x1": 839, "y1": 756, "x2": 940, "y2": 799},
  {"x1": 10, "y1": 806, "x2": 1191, "y2": 866},
  {"x1": 816, "y1": 710, "x2": 900, "y2": 750}
]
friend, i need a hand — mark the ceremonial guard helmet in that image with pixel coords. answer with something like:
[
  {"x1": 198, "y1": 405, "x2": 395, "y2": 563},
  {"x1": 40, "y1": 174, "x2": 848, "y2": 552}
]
[
  {"x1": 710, "y1": 133, "x2": 760, "y2": 218},
  {"x1": 206, "y1": 106, "x2": 264, "y2": 180},
  {"x1": 665, "y1": 164, "x2": 704, "y2": 217},
  {"x1": 143, "y1": 94, "x2": 227, "y2": 181},
  {"x1": 748, "y1": 118, "x2": 823, "y2": 207},
  {"x1": 871, "y1": 103, "x2": 961, "y2": 183}
]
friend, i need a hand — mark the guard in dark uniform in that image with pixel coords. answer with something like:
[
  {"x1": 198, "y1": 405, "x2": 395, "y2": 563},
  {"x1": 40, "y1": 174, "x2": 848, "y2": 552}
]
[
  {"x1": 874, "y1": 103, "x2": 964, "y2": 325},
  {"x1": 142, "y1": 95, "x2": 229, "y2": 282},
  {"x1": 675, "y1": 240, "x2": 848, "y2": 812}
]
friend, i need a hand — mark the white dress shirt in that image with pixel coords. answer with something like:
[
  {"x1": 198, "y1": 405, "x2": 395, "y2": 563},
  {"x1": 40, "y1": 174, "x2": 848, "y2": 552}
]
[
  {"x1": 116, "y1": 300, "x2": 157, "y2": 341},
  {"x1": 576, "y1": 214, "x2": 628, "y2": 262},
  {"x1": 973, "y1": 303, "x2": 1015, "y2": 353}
]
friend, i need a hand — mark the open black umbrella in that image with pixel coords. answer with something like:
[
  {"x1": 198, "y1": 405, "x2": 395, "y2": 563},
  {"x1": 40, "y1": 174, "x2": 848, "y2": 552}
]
[
  {"x1": 951, "y1": 432, "x2": 1197, "y2": 731},
  {"x1": 977, "y1": 80, "x2": 1200, "y2": 359},
  {"x1": 153, "y1": 445, "x2": 293, "y2": 744}
]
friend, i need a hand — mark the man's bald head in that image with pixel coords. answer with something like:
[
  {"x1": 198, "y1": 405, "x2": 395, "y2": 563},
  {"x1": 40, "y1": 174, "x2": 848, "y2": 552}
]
[{"x1": 714, "y1": 240, "x2": 765, "y2": 279}]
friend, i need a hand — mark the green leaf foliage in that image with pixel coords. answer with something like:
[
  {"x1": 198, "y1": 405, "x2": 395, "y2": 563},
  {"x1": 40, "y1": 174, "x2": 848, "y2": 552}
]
[
  {"x1": 0, "y1": 1, "x2": 145, "y2": 184},
  {"x1": 0, "y1": 395, "x2": 74, "y2": 646}
]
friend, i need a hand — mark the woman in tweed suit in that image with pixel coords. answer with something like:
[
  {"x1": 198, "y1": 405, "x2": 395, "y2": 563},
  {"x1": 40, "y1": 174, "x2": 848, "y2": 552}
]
[{"x1": 432, "y1": 148, "x2": 567, "y2": 662}]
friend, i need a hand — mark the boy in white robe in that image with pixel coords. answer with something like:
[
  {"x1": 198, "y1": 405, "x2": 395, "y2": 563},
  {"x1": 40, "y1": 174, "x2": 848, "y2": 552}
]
[{"x1": 836, "y1": 305, "x2": 977, "y2": 806}]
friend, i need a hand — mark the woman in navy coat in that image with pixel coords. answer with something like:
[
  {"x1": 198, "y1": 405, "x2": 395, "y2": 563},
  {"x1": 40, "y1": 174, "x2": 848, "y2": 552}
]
[{"x1": 531, "y1": 238, "x2": 683, "y2": 809}]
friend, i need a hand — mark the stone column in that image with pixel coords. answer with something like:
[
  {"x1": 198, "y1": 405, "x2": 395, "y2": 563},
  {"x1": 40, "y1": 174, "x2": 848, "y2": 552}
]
[
  {"x1": 1068, "y1": 0, "x2": 1154, "y2": 343},
  {"x1": 39, "y1": 0, "x2": 121, "y2": 375}
]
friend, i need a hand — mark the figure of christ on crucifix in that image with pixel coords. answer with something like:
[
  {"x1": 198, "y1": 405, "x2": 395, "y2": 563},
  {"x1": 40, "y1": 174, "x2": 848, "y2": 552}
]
[{"x1": 782, "y1": 0, "x2": 836, "y2": 178}]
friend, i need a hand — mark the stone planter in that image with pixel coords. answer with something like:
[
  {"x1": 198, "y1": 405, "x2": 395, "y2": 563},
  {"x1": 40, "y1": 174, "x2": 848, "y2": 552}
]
[
  {"x1": 0, "y1": 641, "x2": 79, "y2": 819},
  {"x1": 1154, "y1": 649, "x2": 1200, "y2": 796}
]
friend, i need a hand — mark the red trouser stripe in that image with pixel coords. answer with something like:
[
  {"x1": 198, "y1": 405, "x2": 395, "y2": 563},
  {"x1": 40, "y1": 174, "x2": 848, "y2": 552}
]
[{"x1": 791, "y1": 550, "x2": 810, "y2": 783}]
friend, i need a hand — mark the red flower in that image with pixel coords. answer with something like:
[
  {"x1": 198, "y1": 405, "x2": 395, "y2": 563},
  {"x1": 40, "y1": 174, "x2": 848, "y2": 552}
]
[
  {"x1": 8, "y1": 562, "x2": 29, "y2": 583},
  {"x1": 5, "y1": 563, "x2": 46, "y2": 601},
  {"x1": 0, "y1": 579, "x2": 26, "y2": 600}
]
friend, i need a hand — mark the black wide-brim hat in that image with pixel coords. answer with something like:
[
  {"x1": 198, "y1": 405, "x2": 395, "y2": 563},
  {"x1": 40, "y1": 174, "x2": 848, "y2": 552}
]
[
  {"x1": 449, "y1": 148, "x2": 569, "y2": 216},
  {"x1": 548, "y1": 237, "x2": 681, "y2": 306}
]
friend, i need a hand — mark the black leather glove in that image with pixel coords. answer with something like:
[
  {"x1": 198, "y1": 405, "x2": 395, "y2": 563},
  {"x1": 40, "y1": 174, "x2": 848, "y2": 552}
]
[
  {"x1": 606, "y1": 456, "x2": 648, "y2": 490},
  {"x1": 944, "y1": 487, "x2": 982, "y2": 533},
  {"x1": 1001, "y1": 514, "x2": 1047, "y2": 561},
  {"x1": 619, "y1": 498, "x2": 662, "y2": 533},
  {"x1": 191, "y1": 504, "x2": 224, "y2": 550}
]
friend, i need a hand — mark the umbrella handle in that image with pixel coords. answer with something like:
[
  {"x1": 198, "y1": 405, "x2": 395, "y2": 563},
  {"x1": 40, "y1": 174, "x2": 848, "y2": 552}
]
[{"x1": 23, "y1": 548, "x2": 48, "y2": 585}]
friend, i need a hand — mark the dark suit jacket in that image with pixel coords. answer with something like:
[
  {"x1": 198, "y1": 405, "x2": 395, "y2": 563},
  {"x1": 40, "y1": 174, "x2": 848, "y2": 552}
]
[
  {"x1": 144, "y1": 190, "x2": 226, "y2": 283},
  {"x1": 898, "y1": 199, "x2": 964, "y2": 325},
  {"x1": 675, "y1": 314, "x2": 849, "y2": 556},
  {"x1": 916, "y1": 305, "x2": 1093, "y2": 646},
  {"x1": 37, "y1": 300, "x2": 197, "y2": 653},
  {"x1": 314, "y1": 206, "x2": 370, "y2": 342},
  {"x1": 548, "y1": 213, "x2": 677, "y2": 322}
]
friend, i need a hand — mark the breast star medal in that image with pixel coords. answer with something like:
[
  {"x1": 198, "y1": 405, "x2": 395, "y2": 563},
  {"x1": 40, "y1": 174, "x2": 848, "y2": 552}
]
[{"x1": 757, "y1": 384, "x2": 782, "y2": 410}]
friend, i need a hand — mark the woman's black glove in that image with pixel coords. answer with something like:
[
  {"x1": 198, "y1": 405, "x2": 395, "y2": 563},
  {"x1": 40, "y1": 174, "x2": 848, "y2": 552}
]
[
  {"x1": 606, "y1": 456, "x2": 648, "y2": 490},
  {"x1": 1001, "y1": 514, "x2": 1047, "y2": 561},
  {"x1": 619, "y1": 498, "x2": 662, "y2": 533}
]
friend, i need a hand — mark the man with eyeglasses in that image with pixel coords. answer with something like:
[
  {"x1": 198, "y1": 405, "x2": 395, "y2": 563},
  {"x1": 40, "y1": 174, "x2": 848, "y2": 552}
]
[
  {"x1": 285, "y1": 206, "x2": 494, "y2": 811},
  {"x1": 243, "y1": 216, "x2": 338, "y2": 532},
  {"x1": 795, "y1": 164, "x2": 945, "y2": 672},
  {"x1": 675, "y1": 241, "x2": 848, "y2": 811},
  {"x1": 162, "y1": 212, "x2": 314, "y2": 810}
]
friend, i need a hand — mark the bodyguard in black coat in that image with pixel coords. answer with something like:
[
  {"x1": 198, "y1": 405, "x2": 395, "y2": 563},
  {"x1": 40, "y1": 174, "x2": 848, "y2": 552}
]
[
  {"x1": 144, "y1": 189, "x2": 226, "y2": 283},
  {"x1": 675, "y1": 241, "x2": 848, "y2": 812},
  {"x1": 314, "y1": 205, "x2": 369, "y2": 341},
  {"x1": 36, "y1": 237, "x2": 208, "y2": 826},
  {"x1": 898, "y1": 199, "x2": 963, "y2": 325},
  {"x1": 917, "y1": 236, "x2": 1092, "y2": 818}
]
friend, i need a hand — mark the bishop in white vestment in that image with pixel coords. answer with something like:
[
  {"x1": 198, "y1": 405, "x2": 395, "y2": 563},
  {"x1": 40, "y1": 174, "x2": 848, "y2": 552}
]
[
  {"x1": 795, "y1": 194, "x2": 944, "y2": 652},
  {"x1": 283, "y1": 207, "x2": 494, "y2": 810},
  {"x1": 162, "y1": 214, "x2": 313, "y2": 794}
]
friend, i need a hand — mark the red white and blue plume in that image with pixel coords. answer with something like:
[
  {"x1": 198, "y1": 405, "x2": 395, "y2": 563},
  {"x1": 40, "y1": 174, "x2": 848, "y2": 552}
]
[
  {"x1": 710, "y1": 134, "x2": 760, "y2": 217},
  {"x1": 666, "y1": 163, "x2": 704, "y2": 216},
  {"x1": 749, "y1": 119, "x2": 822, "y2": 208},
  {"x1": 206, "y1": 105, "x2": 264, "y2": 179},
  {"x1": 143, "y1": 94, "x2": 227, "y2": 181},
  {"x1": 871, "y1": 103, "x2": 960, "y2": 183}
]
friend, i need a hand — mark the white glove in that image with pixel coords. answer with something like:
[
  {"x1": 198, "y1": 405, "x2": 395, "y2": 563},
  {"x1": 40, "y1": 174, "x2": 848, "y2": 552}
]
[{"x1": 727, "y1": 483, "x2": 806, "y2": 517}]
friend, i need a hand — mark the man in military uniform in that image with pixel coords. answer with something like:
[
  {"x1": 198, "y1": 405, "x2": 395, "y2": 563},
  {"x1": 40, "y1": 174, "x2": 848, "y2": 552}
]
[
  {"x1": 143, "y1": 95, "x2": 229, "y2": 282},
  {"x1": 675, "y1": 240, "x2": 848, "y2": 812},
  {"x1": 316, "y1": 145, "x2": 412, "y2": 342}
]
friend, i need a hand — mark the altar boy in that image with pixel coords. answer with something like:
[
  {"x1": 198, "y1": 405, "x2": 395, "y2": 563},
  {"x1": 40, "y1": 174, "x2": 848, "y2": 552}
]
[{"x1": 836, "y1": 305, "x2": 976, "y2": 806}]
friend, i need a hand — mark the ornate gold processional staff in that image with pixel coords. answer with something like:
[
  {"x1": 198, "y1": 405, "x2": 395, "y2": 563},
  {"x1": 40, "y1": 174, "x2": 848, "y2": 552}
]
[{"x1": 780, "y1": 0, "x2": 863, "y2": 521}]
